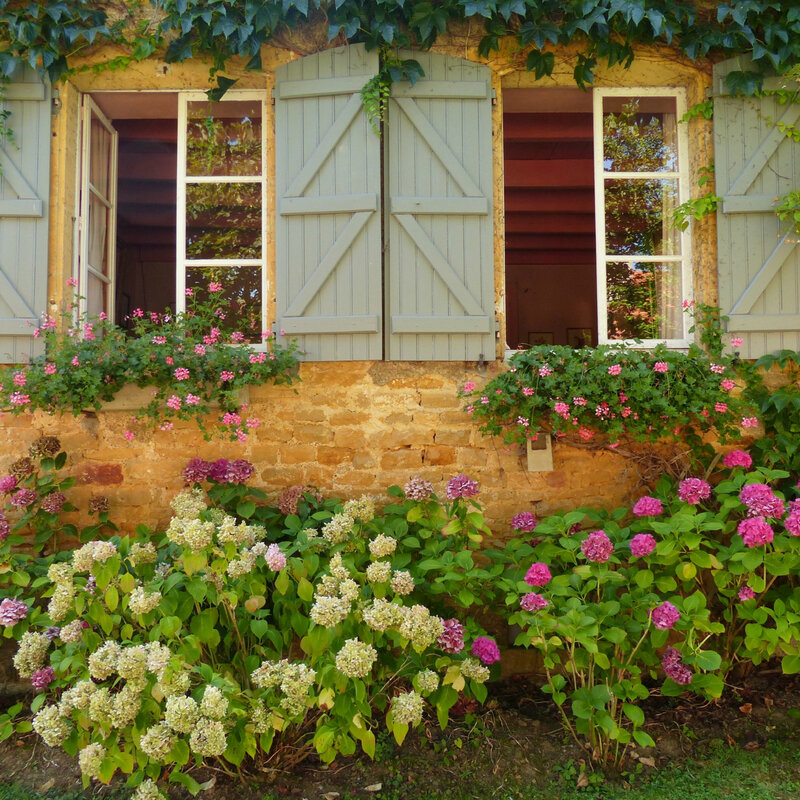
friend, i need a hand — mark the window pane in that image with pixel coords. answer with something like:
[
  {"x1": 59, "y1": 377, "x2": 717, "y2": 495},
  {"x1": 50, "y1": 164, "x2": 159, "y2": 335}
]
[
  {"x1": 185, "y1": 266, "x2": 262, "y2": 342},
  {"x1": 87, "y1": 273, "x2": 106, "y2": 319},
  {"x1": 186, "y1": 182, "x2": 262, "y2": 260},
  {"x1": 605, "y1": 179, "x2": 680, "y2": 256},
  {"x1": 88, "y1": 193, "x2": 111, "y2": 276},
  {"x1": 606, "y1": 261, "x2": 682, "y2": 340},
  {"x1": 89, "y1": 114, "x2": 112, "y2": 198},
  {"x1": 603, "y1": 96, "x2": 678, "y2": 172},
  {"x1": 186, "y1": 100, "x2": 262, "y2": 177}
]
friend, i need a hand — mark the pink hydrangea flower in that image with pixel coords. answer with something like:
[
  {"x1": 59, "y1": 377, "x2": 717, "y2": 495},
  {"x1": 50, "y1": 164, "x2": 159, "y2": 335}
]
[
  {"x1": 0, "y1": 476, "x2": 18, "y2": 494},
  {"x1": 785, "y1": 513, "x2": 800, "y2": 537},
  {"x1": 723, "y1": 450, "x2": 752, "y2": 469},
  {"x1": 608, "y1": 364, "x2": 622, "y2": 375},
  {"x1": 738, "y1": 586, "x2": 756, "y2": 601},
  {"x1": 264, "y1": 544, "x2": 286, "y2": 571},
  {"x1": 445, "y1": 474, "x2": 478, "y2": 500},
  {"x1": 737, "y1": 517, "x2": 774, "y2": 548},
  {"x1": 632, "y1": 496, "x2": 663, "y2": 517},
  {"x1": 651, "y1": 601, "x2": 680, "y2": 630},
  {"x1": 510, "y1": 512, "x2": 537, "y2": 532},
  {"x1": 653, "y1": 361, "x2": 668, "y2": 373},
  {"x1": 524, "y1": 562, "x2": 551, "y2": 587},
  {"x1": 0, "y1": 598, "x2": 28, "y2": 627},
  {"x1": 739, "y1": 483, "x2": 784, "y2": 518},
  {"x1": 438, "y1": 619, "x2": 464, "y2": 654},
  {"x1": 630, "y1": 533, "x2": 657, "y2": 558},
  {"x1": 471, "y1": 636, "x2": 501, "y2": 665},
  {"x1": 10, "y1": 489, "x2": 36, "y2": 508},
  {"x1": 581, "y1": 530, "x2": 613, "y2": 563},
  {"x1": 30, "y1": 666, "x2": 55, "y2": 690},
  {"x1": 677, "y1": 478, "x2": 711, "y2": 505},
  {"x1": 520, "y1": 592, "x2": 549, "y2": 611}
]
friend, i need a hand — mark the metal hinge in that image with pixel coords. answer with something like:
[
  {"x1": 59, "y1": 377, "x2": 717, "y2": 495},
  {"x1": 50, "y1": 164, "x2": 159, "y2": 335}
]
[
  {"x1": 491, "y1": 88, "x2": 497, "y2": 106},
  {"x1": 270, "y1": 88, "x2": 276, "y2": 105},
  {"x1": 51, "y1": 89, "x2": 61, "y2": 116}
]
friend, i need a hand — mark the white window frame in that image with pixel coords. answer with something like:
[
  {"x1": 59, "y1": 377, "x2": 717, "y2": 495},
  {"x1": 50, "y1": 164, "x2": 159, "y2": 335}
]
[
  {"x1": 175, "y1": 91, "x2": 268, "y2": 335},
  {"x1": 77, "y1": 95, "x2": 118, "y2": 321},
  {"x1": 593, "y1": 87, "x2": 692, "y2": 348}
]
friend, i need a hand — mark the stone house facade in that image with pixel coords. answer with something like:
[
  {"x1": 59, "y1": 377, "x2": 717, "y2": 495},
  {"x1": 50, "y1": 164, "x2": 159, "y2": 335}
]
[{"x1": 0, "y1": 28, "x2": 798, "y2": 532}]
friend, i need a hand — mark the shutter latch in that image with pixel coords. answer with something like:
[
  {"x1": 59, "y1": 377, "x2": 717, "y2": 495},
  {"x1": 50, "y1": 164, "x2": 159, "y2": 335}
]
[{"x1": 52, "y1": 90, "x2": 61, "y2": 116}]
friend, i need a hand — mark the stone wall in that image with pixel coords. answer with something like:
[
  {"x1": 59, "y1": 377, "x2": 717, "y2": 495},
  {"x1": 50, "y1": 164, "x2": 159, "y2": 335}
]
[{"x1": 0, "y1": 362, "x2": 647, "y2": 536}]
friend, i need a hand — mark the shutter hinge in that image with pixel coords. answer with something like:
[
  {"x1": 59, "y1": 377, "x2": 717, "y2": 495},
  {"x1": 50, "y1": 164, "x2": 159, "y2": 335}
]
[
  {"x1": 270, "y1": 88, "x2": 276, "y2": 105},
  {"x1": 51, "y1": 89, "x2": 61, "y2": 116},
  {"x1": 491, "y1": 88, "x2": 497, "y2": 106}
]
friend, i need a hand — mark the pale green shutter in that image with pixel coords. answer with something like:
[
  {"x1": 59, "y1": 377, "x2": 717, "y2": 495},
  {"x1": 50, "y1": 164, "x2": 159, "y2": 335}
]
[
  {"x1": 275, "y1": 45, "x2": 382, "y2": 360},
  {"x1": 714, "y1": 57, "x2": 800, "y2": 358},
  {"x1": 385, "y1": 51, "x2": 495, "y2": 361},
  {"x1": 0, "y1": 67, "x2": 51, "y2": 364}
]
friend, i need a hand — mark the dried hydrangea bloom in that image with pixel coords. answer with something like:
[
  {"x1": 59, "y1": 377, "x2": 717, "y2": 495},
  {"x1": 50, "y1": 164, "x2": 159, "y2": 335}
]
[
  {"x1": 10, "y1": 488, "x2": 37, "y2": 508},
  {"x1": 59, "y1": 680, "x2": 96, "y2": 713},
  {"x1": 0, "y1": 475, "x2": 18, "y2": 494},
  {"x1": 164, "y1": 695, "x2": 200, "y2": 734},
  {"x1": 207, "y1": 458, "x2": 254, "y2": 484},
  {"x1": 40, "y1": 492, "x2": 67, "y2": 514},
  {"x1": 183, "y1": 458, "x2": 212, "y2": 484},
  {"x1": 78, "y1": 742, "x2": 105, "y2": 779},
  {"x1": 321, "y1": 513, "x2": 355, "y2": 544},
  {"x1": 0, "y1": 598, "x2": 29, "y2": 627},
  {"x1": 31, "y1": 666, "x2": 55, "y2": 690},
  {"x1": 88, "y1": 495, "x2": 110, "y2": 514},
  {"x1": 58, "y1": 619, "x2": 86, "y2": 644},
  {"x1": 88, "y1": 641, "x2": 121, "y2": 681},
  {"x1": 111, "y1": 685, "x2": 142, "y2": 729},
  {"x1": 169, "y1": 488, "x2": 207, "y2": 519},
  {"x1": 189, "y1": 718, "x2": 227, "y2": 757},
  {"x1": 200, "y1": 686, "x2": 229, "y2": 720},
  {"x1": 366, "y1": 560, "x2": 392, "y2": 584},
  {"x1": 335, "y1": 638, "x2": 378, "y2": 678},
  {"x1": 391, "y1": 691, "x2": 424, "y2": 726},
  {"x1": 132, "y1": 778, "x2": 168, "y2": 800},
  {"x1": 139, "y1": 722, "x2": 176, "y2": 761},
  {"x1": 437, "y1": 618, "x2": 465, "y2": 654},
  {"x1": 391, "y1": 570, "x2": 415, "y2": 596},
  {"x1": 415, "y1": 669, "x2": 440, "y2": 695},
  {"x1": 460, "y1": 657, "x2": 490, "y2": 683},
  {"x1": 737, "y1": 516, "x2": 774, "y2": 547},
  {"x1": 129, "y1": 541, "x2": 158, "y2": 566},
  {"x1": 87, "y1": 688, "x2": 114, "y2": 726},
  {"x1": 9, "y1": 457, "x2": 36, "y2": 479},
  {"x1": 0, "y1": 512, "x2": 9, "y2": 541},
  {"x1": 510, "y1": 512, "x2": 537, "y2": 532},
  {"x1": 33, "y1": 705, "x2": 71, "y2": 747},
  {"x1": 403, "y1": 477, "x2": 434, "y2": 501},
  {"x1": 520, "y1": 592, "x2": 549, "y2": 611},
  {"x1": 368, "y1": 534, "x2": 397, "y2": 558},
  {"x1": 445, "y1": 473, "x2": 479, "y2": 500},
  {"x1": 661, "y1": 647, "x2": 692, "y2": 685},
  {"x1": 343, "y1": 495, "x2": 376, "y2": 523},
  {"x1": 29, "y1": 436, "x2": 61, "y2": 459},
  {"x1": 362, "y1": 598, "x2": 404, "y2": 632},
  {"x1": 14, "y1": 631, "x2": 50, "y2": 678}
]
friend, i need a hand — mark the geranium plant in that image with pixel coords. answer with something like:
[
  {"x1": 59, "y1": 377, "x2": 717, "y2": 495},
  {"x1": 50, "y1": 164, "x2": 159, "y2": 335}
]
[
  {"x1": 0, "y1": 281, "x2": 299, "y2": 441},
  {"x1": 462, "y1": 304, "x2": 755, "y2": 450}
]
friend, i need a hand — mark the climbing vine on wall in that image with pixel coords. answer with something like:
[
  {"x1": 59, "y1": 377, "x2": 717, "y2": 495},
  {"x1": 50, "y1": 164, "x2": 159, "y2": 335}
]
[{"x1": 1, "y1": 1, "x2": 800, "y2": 92}]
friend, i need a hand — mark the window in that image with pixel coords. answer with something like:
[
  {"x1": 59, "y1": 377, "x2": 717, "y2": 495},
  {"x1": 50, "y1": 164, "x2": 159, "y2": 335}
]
[
  {"x1": 76, "y1": 91, "x2": 268, "y2": 340},
  {"x1": 503, "y1": 87, "x2": 690, "y2": 351}
]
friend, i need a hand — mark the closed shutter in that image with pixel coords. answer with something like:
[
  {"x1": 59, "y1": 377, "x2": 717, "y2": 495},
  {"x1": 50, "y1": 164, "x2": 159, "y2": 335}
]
[
  {"x1": 714, "y1": 57, "x2": 800, "y2": 358},
  {"x1": 275, "y1": 45, "x2": 382, "y2": 361},
  {"x1": 0, "y1": 67, "x2": 51, "y2": 364},
  {"x1": 385, "y1": 51, "x2": 494, "y2": 361}
]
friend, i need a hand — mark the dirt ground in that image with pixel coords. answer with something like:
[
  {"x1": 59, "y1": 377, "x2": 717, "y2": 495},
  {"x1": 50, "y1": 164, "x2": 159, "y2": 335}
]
[{"x1": 1, "y1": 669, "x2": 798, "y2": 800}]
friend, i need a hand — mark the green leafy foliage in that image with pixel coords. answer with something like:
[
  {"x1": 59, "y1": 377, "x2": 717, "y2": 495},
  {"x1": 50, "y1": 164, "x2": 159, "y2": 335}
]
[
  {"x1": 0, "y1": 283, "x2": 299, "y2": 441},
  {"x1": 485, "y1": 455, "x2": 800, "y2": 764}
]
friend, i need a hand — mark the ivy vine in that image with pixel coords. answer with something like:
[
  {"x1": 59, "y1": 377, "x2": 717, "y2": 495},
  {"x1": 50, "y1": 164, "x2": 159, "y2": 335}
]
[{"x1": 1, "y1": 1, "x2": 799, "y2": 94}]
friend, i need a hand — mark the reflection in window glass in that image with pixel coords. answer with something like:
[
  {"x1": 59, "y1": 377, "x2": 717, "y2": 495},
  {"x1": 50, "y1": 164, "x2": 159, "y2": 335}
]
[
  {"x1": 186, "y1": 183, "x2": 262, "y2": 260},
  {"x1": 186, "y1": 100, "x2": 262, "y2": 177},
  {"x1": 186, "y1": 266, "x2": 262, "y2": 342},
  {"x1": 603, "y1": 97, "x2": 678, "y2": 173},
  {"x1": 604, "y1": 179, "x2": 680, "y2": 256},
  {"x1": 606, "y1": 262, "x2": 682, "y2": 341}
]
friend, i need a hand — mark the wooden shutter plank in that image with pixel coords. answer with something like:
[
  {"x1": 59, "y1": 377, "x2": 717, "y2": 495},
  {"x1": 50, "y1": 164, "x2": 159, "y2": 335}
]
[
  {"x1": 729, "y1": 233, "x2": 794, "y2": 315},
  {"x1": 391, "y1": 197, "x2": 488, "y2": 214},
  {"x1": 721, "y1": 194, "x2": 777, "y2": 214},
  {"x1": 0, "y1": 67, "x2": 49, "y2": 363},
  {"x1": 395, "y1": 97, "x2": 484, "y2": 197},
  {"x1": 729, "y1": 314, "x2": 800, "y2": 331},
  {"x1": 275, "y1": 45, "x2": 382, "y2": 360},
  {"x1": 392, "y1": 81, "x2": 488, "y2": 99},
  {"x1": 392, "y1": 315, "x2": 491, "y2": 333}
]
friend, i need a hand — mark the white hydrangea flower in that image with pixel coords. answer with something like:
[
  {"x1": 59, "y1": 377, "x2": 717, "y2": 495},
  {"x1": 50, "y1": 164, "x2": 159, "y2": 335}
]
[
  {"x1": 164, "y1": 695, "x2": 200, "y2": 734},
  {"x1": 78, "y1": 742, "x2": 106, "y2": 779},
  {"x1": 58, "y1": 619, "x2": 85, "y2": 643},
  {"x1": 343, "y1": 495, "x2": 376, "y2": 523},
  {"x1": 366, "y1": 560, "x2": 392, "y2": 584},
  {"x1": 398, "y1": 605, "x2": 444, "y2": 650},
  {"x1": 132, "y1": 778, "x2": 168, "y2": 800},
  {"x1": 390, "y1": 570, "x2": 415, "y2": 596},
  {"x1": 129, "y1": 541, "x2": 157, "y2": 566},
  {"x1": 362, "y1": 598, "x2": 404, "y2": 632},
  {"x1": 88, "y1": 641, "x2": 120, "y2": 681},
  {"x1": 368, "y1": 534, "x2": 397, "y2": 558},
  {"x1": 33, "y1": 705, "x2": 71, "y2": 747},
  {"x1": 321, "y1": 513, "x2": 355, "y2": 545},
  {"x1": 391, "y1": 691, "x2": 424, "y2": 726},
  {"x1": 200, "y1": 686, "x2": 228, "y2": 720},
  {"x1": 139, "y1": 722, "x2": 176, "y2": 762},
  {"x1": 169, "y1": 488, "x2": 207, "y2": 519},
  {"x1": 59, "y1": 680, "x2": 96, "y2": 713},
  {"x1": 460, "y1": 657, "x2": 490, "y2": 684},
  {"x1": 13, "y1": 631, "x2": 50, "y2": 678},
  {"x1": 189, "y1": 718, "x2": 227, "y2": 757},
  {"x1": 128, "y1": 587, "x2": 162, "y2": 615},
  {"x1": 309, "y1": 595, "x2": 351, "y2": 627},
  {"x1": 335, "y1": 639, "x2": 377, "y2": 679},
  {"x1": 416, "y1": 669, "x2": 440, "y2": 695}
]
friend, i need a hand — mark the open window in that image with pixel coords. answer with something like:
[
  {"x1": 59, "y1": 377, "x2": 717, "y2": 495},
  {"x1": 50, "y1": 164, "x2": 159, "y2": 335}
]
[
  {"x1": 76, "y1": 91, "x2": 267, "y2": 338},
  {"x1": 503, "y1": 87, "x2": 691, "y2": 350}
]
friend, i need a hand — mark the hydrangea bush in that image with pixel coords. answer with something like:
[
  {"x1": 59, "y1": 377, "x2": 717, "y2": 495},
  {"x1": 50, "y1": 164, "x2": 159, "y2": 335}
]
[
  {"x1": 463, "y1": 305, "x2": 754, "y2": 449},
  {"x1": 9, "y1": 468, "x2": 500, "y2": 798},
  {"x1": 487, "y1": 452, "x2": 800, "y2": 765},
  {"x1": 0, "y1": 282, "x2": 299, "y2": 441}
]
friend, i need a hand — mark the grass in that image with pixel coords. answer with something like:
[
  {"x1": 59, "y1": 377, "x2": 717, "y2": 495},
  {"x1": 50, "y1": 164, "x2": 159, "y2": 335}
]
[{"x1": 0, "y1": 736, "x2": 797, "y2": 800}]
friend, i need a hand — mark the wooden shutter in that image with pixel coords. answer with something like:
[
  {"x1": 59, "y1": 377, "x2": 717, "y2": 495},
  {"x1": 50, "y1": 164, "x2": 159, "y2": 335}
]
[
  {"x1": 0, "y1": 67, "x2": 51, "y2": 364},
  {"x1": 385, "y1": 51, "x2": 495, "y2": 361},
  {"x1": 714, "y1": 57, "x2": 800, "y2": 358},
  {"x1": 275, "y1": 45, "x2": 382, "y2": 360}
]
